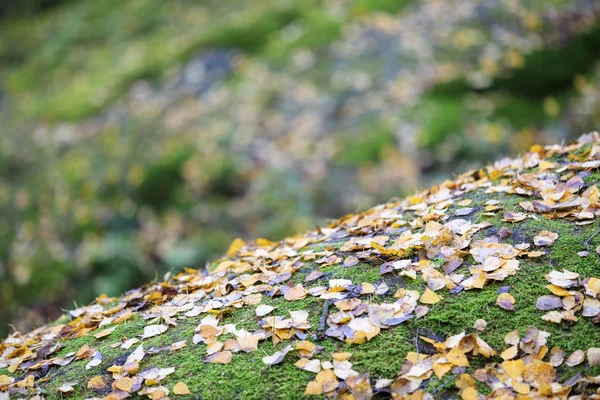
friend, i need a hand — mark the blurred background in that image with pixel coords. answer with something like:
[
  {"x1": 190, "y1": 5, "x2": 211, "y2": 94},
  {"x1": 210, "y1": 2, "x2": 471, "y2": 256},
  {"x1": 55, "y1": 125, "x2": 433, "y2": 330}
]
[{"x1": 1, "y1": 0, "x2": 599, "y2": 335}]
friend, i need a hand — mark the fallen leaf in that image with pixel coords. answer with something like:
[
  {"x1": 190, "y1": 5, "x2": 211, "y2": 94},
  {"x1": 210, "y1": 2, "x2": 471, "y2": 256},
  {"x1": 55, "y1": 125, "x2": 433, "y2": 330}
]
[
  {"x1": 205, "y1": 351, "x2": 233, "y2": 364},
  {"x1": 502, "y1": 359, "x2": 524, "y2": 380},
  {"x1": 173, "y1": 382, "x2": 191, "y2": 395},
  {"x1": 262, "y1": 345, "x2": 293, "y2": 365},
  {"x1": 496, "y1": 293, "x2": 515, "y2": 310},
  {"x1": 500, "y1": 345, "x2": 518, "y2": 360},
  {"x1": 446, "y1": 348, "x2": 469, "y2": 367},
  {"x1": 566, "y1": 350, "x2": 585, "y2": 366},
  {"x1": 533, "y1": 230, "x2": 558, "y2": 246},
  {"x1": 284, "y1": 285, "x2": 307, "y2": 301},
  {"x1": 304, "y1": 381, "x2": 323, "y2": 396},
  {"x1": 256, "y1": 304, "x2": 274, "y2": 317},
  {"x1": 583, "y1": 298, "x2": 600, "y2": 317},
  {"x1": 115, "y1": 377, "x2": 136, "y2": 392},
  {"x1": 121, "y1": 338, "x2": 140, "y2": 350},
  {"x1": 142, "y1": 324, "x2": 168, "y2": 339},
  {"x1": 472, "y1": 319, "x2": 487, "y2": 331},
  {"x1": 294, "y1": 358, "x2": 321, "y2": 373},
  {"x1": 455, "y1": 207, "x2": 475, "y2": 216},
  {"x1": 85, "y1": 351, "x2": 102, "y2": 370},
  {"x1": 226, "y1": 238, "x2": 245, "y2": 257},
  {"x1": 420, "y1": 288, "x2": 442, "y2": 305},
  {"x1": 236, "y1": 332, "x2": 260, "y2": 353},
  {"x1": 87, "y1": 376, "x2": 107, "y2": 390},
  {"x1": 587, "y1": 348, "x2": 600, "y2": 366},
  {"x1": 57, "y1": 383, "x2": 75, "y2": 395},
  {"x1": 344, "y1": 256, "x2": 359, "y2": 267},
  {"x1": 461, "y1": 386, "x2": 478, "y2": 400},
  {"x1": 93, "y1": 327, "x2": 116, "y2": 339},
  {"x1": 305, "y1": 270, "x2": 324, "y2": 282},
  {"x1": 536, "y1": 295, "x2": 563, "y2": 311}
]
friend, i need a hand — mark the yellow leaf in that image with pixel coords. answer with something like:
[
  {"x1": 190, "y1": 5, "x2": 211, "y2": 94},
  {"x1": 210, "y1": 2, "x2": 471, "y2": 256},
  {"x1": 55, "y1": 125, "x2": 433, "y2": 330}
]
[
  {"x1": 447, "y1": 348, "x2": 469, "y2": 367},
  {"x1": 236, "y1": 335, "x2": 259, "y2": 353},
  {"x1": 513, "y1": 380, "x2": 530, "y2": 394},
  {"x1": 284, "y1": 285, "x2": 307, "y2": 301},
  {"x1": 87, "y1": 375, "x2": 107, "y2": 390},
  {"x1": 502, "y1": 359, "x2": 524, "y2": 380},
  {"x1": 433, "y1": 362, "x2": 452, "y2": 379},
  {"x1": 173, "y1": 382, "x2": 191, "y2": 395},
  {"x1": 226, "y1": 238, "x2": 245, "y2": 257},
  {"x1": 115, "y1": 377, "x2": 135, "y2": 393},
  {"x1": 500, "y1": 345, "x2": 518, "y2": 360},
  {"x1": 93, "y1": 327, "x2": 116, "y2": 339},
  {"x1": 331, "y1": 352, "x2": 352, "y2": 362},
  {"x1": 419, "y1": 288, "x2": 442, "y2": 305},
  {"x1": 206, "y1": 351, "x2": 233, "y2": 364},
  {"x1": 304, "y1": 381, "x2": 323, "y2": 396},
  {"x1": 461, "y1": 386, "x2": 478, "y2": 400}
]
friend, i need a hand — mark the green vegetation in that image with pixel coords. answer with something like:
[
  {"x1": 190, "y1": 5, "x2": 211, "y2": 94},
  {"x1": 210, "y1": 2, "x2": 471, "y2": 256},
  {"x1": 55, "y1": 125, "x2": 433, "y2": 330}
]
[
  {"x1": 2, "y1": 0, "x2": 600, "y2": 341},
  {"x1": 7, "y1": 182, "x2": 599, "y2": 399}
]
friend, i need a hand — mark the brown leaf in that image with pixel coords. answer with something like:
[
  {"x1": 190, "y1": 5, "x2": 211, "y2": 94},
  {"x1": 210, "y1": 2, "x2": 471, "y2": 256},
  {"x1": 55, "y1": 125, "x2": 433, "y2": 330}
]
[{"x1": 93, "y1": 327, "x2": 116, "y2": 339}]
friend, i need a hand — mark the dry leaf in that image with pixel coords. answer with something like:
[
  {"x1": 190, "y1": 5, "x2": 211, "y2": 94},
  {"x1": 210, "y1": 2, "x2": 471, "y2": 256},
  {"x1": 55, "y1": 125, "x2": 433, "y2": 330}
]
[
  {"x1": 566, "y1": 350, "x2": 585, "y2": 366},
  {"x1": 205, "y1": 351, "x2": 233, "y2": 364},
  {"x1": 142, "y1": 324, "x2": 168, "y2": 339},
  {"x1": 93, "y1": 327, "x2": 116, "y2": 339},
  {"x1": 587, "y1": 348, "x2": 600, "y2": 366},
  {"x1": 87, "y1": 375, "x2": 107, "y2": 390},
  {"x1": 173, "y1": 382, "x2": 191, "y2": 395},
  {"x1": 472, "y1": 319, "x2": 487, "y2": 331},
  {"x1": 256, "y1": 304, "x2": 274, "y2": 317},
  {"x1": 533, "y1": 230, "x2": 558, "y2": 246},
  {"x1": 419, "y1": 288, "x2": 442, "y2": 305},
  {"x1": 496, "y1": 293, "x2": 515, "y2": 310},
  {"x1": 262, "y1": 345, "x2": 293, "y2": 365}
]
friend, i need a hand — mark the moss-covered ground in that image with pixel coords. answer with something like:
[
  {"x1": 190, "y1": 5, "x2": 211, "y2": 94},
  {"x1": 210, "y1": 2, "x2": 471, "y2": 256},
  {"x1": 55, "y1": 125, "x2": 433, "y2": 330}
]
[{"x1": 2, "y1": 181, "x2": 599, "y2": 399}]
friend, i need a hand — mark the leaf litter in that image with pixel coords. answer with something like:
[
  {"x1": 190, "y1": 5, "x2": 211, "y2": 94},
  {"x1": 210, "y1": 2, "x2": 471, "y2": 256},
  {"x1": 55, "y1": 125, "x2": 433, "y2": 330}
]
[{"x1": 3, "y1": 133, "x2": 600, "y2": 398}]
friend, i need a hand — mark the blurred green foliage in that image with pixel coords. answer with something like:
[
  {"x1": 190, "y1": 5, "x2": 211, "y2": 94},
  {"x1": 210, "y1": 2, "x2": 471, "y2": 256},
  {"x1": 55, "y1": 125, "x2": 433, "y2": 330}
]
[{"x1": 1, "y1": 0, "x2": 600, "y2": 335}]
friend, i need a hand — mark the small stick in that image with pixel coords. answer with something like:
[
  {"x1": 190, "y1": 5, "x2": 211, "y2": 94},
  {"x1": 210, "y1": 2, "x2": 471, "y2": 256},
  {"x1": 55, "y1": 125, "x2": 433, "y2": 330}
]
[
  {"x1": 317, "y1": 300, "x2": 331, "y2": 340},
  {"x1": 585, "y1": 223, "x2": 600, "y2": 251},
  {"x1": 431, "y1": 374, "x2": 456, "y2": 395},
  {"x1": 415, "y1": 328, "x2": 420, "y2": 357}
]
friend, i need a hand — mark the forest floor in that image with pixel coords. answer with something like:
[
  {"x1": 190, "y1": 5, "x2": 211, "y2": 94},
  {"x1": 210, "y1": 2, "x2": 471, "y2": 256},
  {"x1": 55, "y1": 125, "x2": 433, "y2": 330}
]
[{"x1": 2, "y1": 133, "x2": 600, "y2": 399}]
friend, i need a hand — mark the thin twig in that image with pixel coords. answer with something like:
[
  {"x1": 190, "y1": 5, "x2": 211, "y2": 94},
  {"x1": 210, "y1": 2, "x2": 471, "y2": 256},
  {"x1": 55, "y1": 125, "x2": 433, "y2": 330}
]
[
  {"x1": 431, "y1": 374, "x2": 456, "y2": 395},
  {"x1": 415, "y1": 328, "x2": 420, "y2": 357},
  {"x1": 317, "y1": 300, "x2": 331, "y2": 340},
  {"x1": 584, "y1": 223, "x2": 600, "y2": 251}
]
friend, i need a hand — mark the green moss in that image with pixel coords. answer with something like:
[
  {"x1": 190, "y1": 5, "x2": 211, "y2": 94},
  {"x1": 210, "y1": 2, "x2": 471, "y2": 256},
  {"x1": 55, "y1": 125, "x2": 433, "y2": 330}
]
[
  {"x1": 305, "y1": 241, "x2": 346, "y2": 252},
  {"x1": 320, "y1": 263, "x2": 381, "y2": 284},
  {"x1": 584, "y1": 172, "x2": 600, "y2": 186}
]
